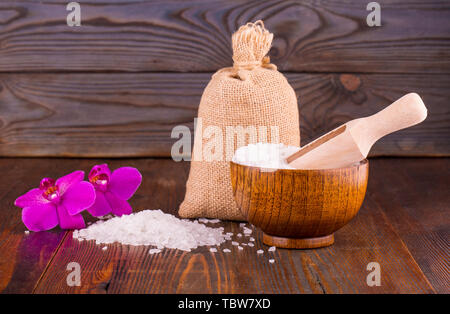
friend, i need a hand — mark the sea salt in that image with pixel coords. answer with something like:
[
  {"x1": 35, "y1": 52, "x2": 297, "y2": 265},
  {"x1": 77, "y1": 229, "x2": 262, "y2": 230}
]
[
  {"x1": 249, "y1": 237, "x2": 255, "y2": 242},
  {"x1": 237, "y1": 233, "x2": 242, "y2": 237},
  {"x1": 257, "y1": 249, "x2": 264, "y2": 254},
  {"x1": 238, "y1": 246, "x2": 243, "y2": 250},
  {"x1": 102, "y1": 246, "x2": 107, "y2": 251},
  {"x1": 232, "y1": 241, "x2": 239, "y2": 246},
  {"x1": 247, "y1": 243, "x2": 254, "y2": 247},
  {"x1": 73, "y1": 209, "x2": 226, "y2": 252},
  {"x1": 24, "y1": 231, "x2": 30, "y2": 235},
  {"x1": 232, "y1": 143, "x2": 300, "y2": 170},
  {"x1": 269, "y1": 259, "x2": 275, "y2": 264},
  {"x1": 198, "y1": 218, "x2": 221, "y2": 224},
  {"x1": 209, "y1": 248, "x2": 217, "y2": 253},
  {"x1": 223, "y1": 249, "x2": 231, "y2": 253},
  {"x1": 268, "y1": 246, "x2": 276, "y2": 252},
  {"x1": 149, "y1": 248, "x2": 162, "y2": 254},
  {"x1": 243, "y1": 227, "x2": 253, "y2": 235}
]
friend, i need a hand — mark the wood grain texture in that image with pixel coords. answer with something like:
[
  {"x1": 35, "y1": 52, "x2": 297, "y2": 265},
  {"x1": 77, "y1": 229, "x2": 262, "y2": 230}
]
[
  {"x1": 230, "y1": 159, "x2": 368, "y2": 248},
  {"x1": 367, "y1": 157, "x2": 450, "y2": 293},
  {"x1": 1, "y1": 72, "x2": 448, "y2": 157},
  {"x1": 0, "y1": 0, "x2": 449, "y2": 73},
  {"x1": 0, "y1": 157, "x2": 434, "y2": 294}
]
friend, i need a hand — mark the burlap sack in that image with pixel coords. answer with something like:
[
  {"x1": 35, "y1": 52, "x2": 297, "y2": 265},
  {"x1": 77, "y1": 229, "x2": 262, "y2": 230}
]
[{"x1": 179, "y1": 21, "x2": 300, "y2": 220}]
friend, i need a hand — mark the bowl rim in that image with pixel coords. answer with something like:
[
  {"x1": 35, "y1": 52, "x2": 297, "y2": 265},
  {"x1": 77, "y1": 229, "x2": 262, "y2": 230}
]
[{"x1": 230, "y1": 158, "x2": 368, "y2": 173}]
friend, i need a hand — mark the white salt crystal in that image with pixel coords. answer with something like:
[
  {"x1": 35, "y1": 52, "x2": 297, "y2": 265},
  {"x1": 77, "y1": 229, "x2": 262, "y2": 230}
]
[
  {"x1": 223, "y1": 249, "x2": 231, "y2": 253},
  {"x1": 73, "y1": 209, "x2": 227, "y2": 252},
  {"x1": 247, "y1": 243, "x2": 254, "y2": 247},
  {"x1": 24, "y1": 231, "x2": 30, "y2": 235},
  {"x1": 226, "y1": 232, "x2": 233, "y2": 236},
  {"x1": 239, "y1": 223, "x2": 246, "y2": 228},
  {"x1": 199, "y1": 218, "x2": 221, "y2": 224},
  {"x1": 269, "y1": 259, "x2": 275, "y2": 264},
  {"x1": 231, "y1": 241, "x2": 239, "y2": 246},
  {"x1": 237, "y1": 233, "x2": 242, "y2": 237},
  {"x1": 249, "y1": 237, "x2": 255, "y2": 242},
  {"x1": 243, "y1": 227, "x2": 253, "y2": 235},
  {"x1": 268, "y1": 246, "x2": 276, "y2": 252},
  {"x1": 149, "y1": 248, "x2": 162, "y2": 254},
  {"x1": 241, "y1": 243, "x2": 247, "y2": 246},
  {"x1": 102, "y1": 246, "x2": 107, "y2": 251},
  {"x1": 232, "y1": 143, "x2": 300, "y2": 170},
  {"x1": 238, "y1": 246, "x2": 243, "y2": 250},
  {"x1": 209, "y1": 248, "x2": 217, "y2": 253},
  {"x1": 257, "y1": 249, "x2": 264, "y2": 254}
]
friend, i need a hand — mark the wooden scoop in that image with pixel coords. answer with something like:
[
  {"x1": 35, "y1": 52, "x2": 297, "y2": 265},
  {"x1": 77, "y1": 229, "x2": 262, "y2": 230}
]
[{"x1": 287, "y1": 93, "x2": 428, "y2": 169}]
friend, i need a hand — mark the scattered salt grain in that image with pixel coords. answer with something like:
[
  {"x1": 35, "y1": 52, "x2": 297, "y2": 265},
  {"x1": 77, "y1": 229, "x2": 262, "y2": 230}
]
[
  {"x1": 268, "y1": 246, "x2": 276, "y2": 252},
  {"x1": 269, "y1": 259, "x2": 275, "y2": 264},
  {"x1": 249, "y1": 237, "x2": 255, "y2": 242},
  {"x1": 73, "y1": 209, "x2": 227, "y2": 252},
  {"x1": 226, "y1": 232, "x2": 233, "y2": 236},
  {"x1": 149, "y1": 248, "x2": 162, "y2": 254},
  {"x1": 102, "y1": 246, "x2": 107, "y2": 251},
  {"x1": 257, "y1": 249, "x2": 264, "y2": 254},
  {"x1": 247, "y1": 243, "x2": 254, "y2": 247},
  {"x1": 239, "y1": 223, "x2": 246, "y2": 228},
  {"x1": 238, "y1": 246, "x2": 243, "y2": 250},
  {"x1": 243, "y1": 227, "x2": 253, "y2": 235},
  {"x1": 241, "y1": 243, "x2": 247, "y2": 246},
  {"x1": 223, "y1": 249, "x2": 231, "y2": 253},
  {"x1": 232, "y1": 241, "x2": 239, "y2": 246},
  {"x1": 24, "y1": 230, "x2": 30, "y2": 235},
  {"x1": 199, "y1": 218, "x2": 221, "y2": 224},
  {"x1": 237, "y1": 233, "x2": 242, "y2": 237},
  {"x1": 209, "y1": 248, "x2": 217, "y2": 253}
]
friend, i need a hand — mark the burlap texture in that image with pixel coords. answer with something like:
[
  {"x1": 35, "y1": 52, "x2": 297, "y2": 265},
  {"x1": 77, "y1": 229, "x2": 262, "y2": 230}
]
[{"x1": 179, "y1": 21, "x2": 300, "y2": 220}]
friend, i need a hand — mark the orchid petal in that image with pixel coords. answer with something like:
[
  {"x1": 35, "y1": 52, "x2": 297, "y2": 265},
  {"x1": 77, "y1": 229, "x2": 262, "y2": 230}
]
[
  {"x1": 105, "y1": 191, "x2": 132, "y2": 216},
  {"x1": 22, "y1": 203, "x2": 58, "y2": 232},
  {"x1": 15, "y1": 188, "x2": 49, "y2": 208},
  {"x1": 109, "y1": 167, "x2": 142, "y2": 200},
  {"x1": 56, "y1": 170, "x2": 84, "y2": 195},
  {"x1": 56, "y1": 204, "x2": 85, "y2": 230},
  {"x1": 87, "y1": 191, "x2": 111, "y2": 217},
  {"x1": 61, "y1": 181, "x2": 96, "y2": 216}
]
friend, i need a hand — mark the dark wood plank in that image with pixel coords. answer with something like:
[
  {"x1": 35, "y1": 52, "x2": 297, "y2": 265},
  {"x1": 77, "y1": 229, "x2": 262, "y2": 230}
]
[
  {"x1": 0, "y1": 1, "x2": 449, "y2": 73},
  {"x1": 0, "y1": 72, "x2": 448, "y2": 157},
  {"x1": 367, "y1": 157, "x2": 450, "y2": 293},
  {"x1": 30, "y1": 158, "x2": 435, "y2": 293}
]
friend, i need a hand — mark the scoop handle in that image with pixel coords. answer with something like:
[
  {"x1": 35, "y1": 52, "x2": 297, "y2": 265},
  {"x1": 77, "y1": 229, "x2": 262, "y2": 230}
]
[{"x1": 354, "y1": 93, "x2": 427, "y2": 154}]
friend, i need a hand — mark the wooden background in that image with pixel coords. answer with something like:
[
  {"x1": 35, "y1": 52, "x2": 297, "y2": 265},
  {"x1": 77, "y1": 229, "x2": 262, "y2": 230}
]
[{"x1": 0, "y1": 0, "x2": 449, "y2": 157}]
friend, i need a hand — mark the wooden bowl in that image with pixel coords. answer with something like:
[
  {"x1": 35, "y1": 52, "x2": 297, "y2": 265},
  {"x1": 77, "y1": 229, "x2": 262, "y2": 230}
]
[{"x1": 230, "y1": 159, "x2": 369, "y2": 249}]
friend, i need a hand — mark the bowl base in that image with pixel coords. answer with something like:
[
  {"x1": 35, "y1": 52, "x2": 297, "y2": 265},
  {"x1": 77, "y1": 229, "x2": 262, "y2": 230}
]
[{"x1": 262, "y1": 233, "x2": 334, "y2": 249}]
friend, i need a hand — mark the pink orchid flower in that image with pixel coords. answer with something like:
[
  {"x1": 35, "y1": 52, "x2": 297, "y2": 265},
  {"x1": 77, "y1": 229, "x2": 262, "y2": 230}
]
[
  {"x1": 87, "y1": 164, "x2": 142, "y2": 217},
  {"x1": 15, "y1": 171, "x2": 96, "y2": 232}
]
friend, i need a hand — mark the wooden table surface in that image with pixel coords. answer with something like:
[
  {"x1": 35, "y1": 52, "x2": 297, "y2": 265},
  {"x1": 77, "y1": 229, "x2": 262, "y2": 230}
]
[{"x1": 0, "y1": 157, "x2": 448, "y2": 294}]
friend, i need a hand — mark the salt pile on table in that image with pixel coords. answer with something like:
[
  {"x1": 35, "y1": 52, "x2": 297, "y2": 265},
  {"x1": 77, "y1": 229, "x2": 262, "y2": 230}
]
[
  {"x1": 232, "y1": 143, "x2": 300, "y2": 169},
  {"x1": 73, "y1": 209, "x2": 226, "y2": 252}
]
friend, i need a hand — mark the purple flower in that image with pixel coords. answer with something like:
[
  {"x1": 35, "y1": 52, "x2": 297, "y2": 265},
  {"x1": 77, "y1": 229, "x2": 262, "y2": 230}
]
[
  {"x1": 86, "y1": 164, "x2": 142, "y2": 217},
  {"x1": 15, "y1": 171, "x2": 96, "y2": 232}
]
